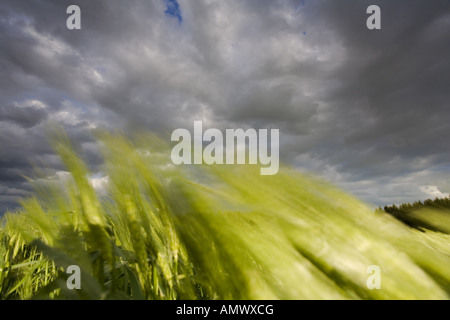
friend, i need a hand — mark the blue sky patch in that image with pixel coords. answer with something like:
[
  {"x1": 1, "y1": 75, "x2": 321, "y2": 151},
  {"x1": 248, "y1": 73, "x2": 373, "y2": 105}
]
[{"x1": 163, "y1": 0, "x2": 183, "y2": 24}]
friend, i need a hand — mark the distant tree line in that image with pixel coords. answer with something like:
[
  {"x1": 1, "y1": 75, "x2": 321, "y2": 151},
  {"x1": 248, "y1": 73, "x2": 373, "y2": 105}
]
[
  {"x1": 383, "y1": 196, "x2": 450, "y2": 214},
  {"x1": 378, "y1": 196, "x2": 450, "y2": 233}
]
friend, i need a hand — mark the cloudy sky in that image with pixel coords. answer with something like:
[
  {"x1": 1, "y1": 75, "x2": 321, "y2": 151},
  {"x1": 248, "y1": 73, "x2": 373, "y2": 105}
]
[{"x1": 0, "y1": 0, "x2": 449, "y2": 213}]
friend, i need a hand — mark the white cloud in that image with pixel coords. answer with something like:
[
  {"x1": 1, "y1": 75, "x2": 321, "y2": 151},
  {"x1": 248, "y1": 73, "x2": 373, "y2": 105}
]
[
  {"x1": 420, "y1": 185, "x2": 448, "y2": 199},
  {"x1": 89, "y1": 175, "x2": 110, "y2": 195},
  {"x1": 14, "y1": 99, "x2": 48, "y2": 110}
]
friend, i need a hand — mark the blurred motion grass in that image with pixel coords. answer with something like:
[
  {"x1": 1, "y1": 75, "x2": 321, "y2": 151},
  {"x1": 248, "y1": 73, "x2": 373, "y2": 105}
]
[{"x1": 0, "y1": 130, "x2": 449, "y2": 300}]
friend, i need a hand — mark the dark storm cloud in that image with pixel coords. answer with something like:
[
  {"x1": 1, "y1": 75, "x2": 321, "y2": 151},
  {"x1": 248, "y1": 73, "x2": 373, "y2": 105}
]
[
  {"x1": 0, "y1": 105, "x2": 48, "y2": 128},
  {"x1": 287, "y1": 0, "x2": 450, "y2": 205},
  {"x1": 0, "y1": 0, "x2": 449, "y2": 213}
]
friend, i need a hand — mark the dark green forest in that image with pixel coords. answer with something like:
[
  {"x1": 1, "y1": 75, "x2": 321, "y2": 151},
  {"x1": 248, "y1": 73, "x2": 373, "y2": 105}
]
[{"x1": 380, "y1": 197, "x2": 450, "y2": 234}]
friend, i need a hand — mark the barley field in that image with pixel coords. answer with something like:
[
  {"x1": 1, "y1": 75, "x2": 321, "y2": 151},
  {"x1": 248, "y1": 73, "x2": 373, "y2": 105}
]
[{"x1": 1, "y1": 131, "x2": 449, "y2": 300}]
